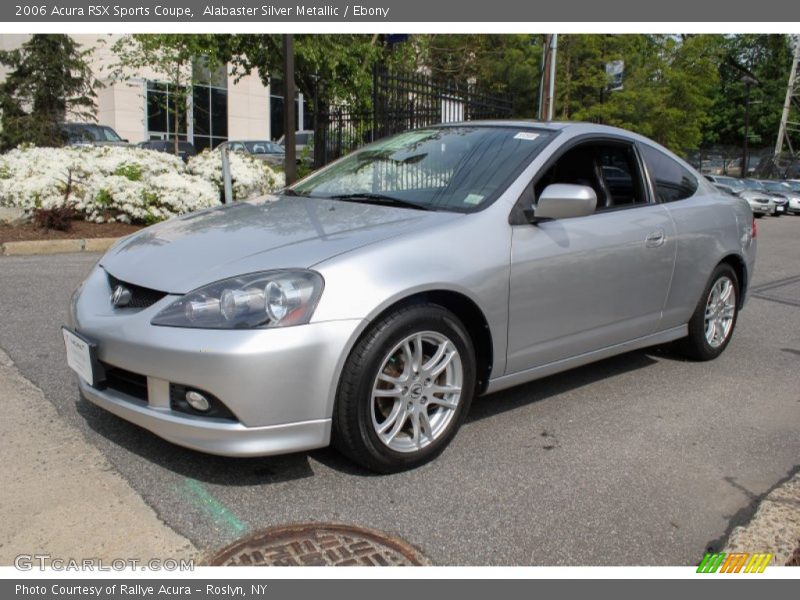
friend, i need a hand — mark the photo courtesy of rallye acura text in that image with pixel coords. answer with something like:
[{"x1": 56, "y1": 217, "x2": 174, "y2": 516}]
[{"x1": 63, "y1": 121, "x2": 756, "y2": 473}]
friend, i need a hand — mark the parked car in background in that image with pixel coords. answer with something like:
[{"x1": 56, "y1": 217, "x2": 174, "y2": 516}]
[
  {"x1": 277, "y1": 130, "x2": 314, "y2": 163},
  {"x1": 62, "y1": 123, "x2": 129, "y2": 147},
  {"x1": 137, "y1": 140, "x2": 197, "y2": 162},
  {"x1": 64, "y1": 122, "x2": 756, "y2": 472},
  {"x1": 704, "y1": 175, "x2": 745, "y2": 193},
  {"x1": 780, "y1": 180, "x2": 800, "y2": 215},
  {"x1": 756, "y1": 180, "x2": 792, "y2": 216},
  {"x1": 217, "y1": 140, "x2": 285, "y2": 167},
  {"x1": 705, "y1": 175, "x2": 771, "y2": 217},
  {"x1": 698, "y1": 155, "x2": 726, "y2": 176},
  {"x1": 742, "y1": 179, "x2": 784, "y2": 216}
]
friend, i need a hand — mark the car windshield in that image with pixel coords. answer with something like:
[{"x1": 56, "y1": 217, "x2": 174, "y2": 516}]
[
  {"x1": 716, "y1": 176, "x2": 745, "y2": 191},
  {"x1": 66, "y1": 124, "x2": 122, "y2": 142},
  {"x1": 245, "y1": 141, "x2": 283, "y2": 154},
  {"x1": 785, "y1": 181, "x2": 800, "y2": 192},
  {"x1": 763, "y1": 181, "x2": 789, "y2": 192},
  {"x1": 290, "y1": 126, "x2": 553, "y2": 212},
  {"x1": 742, "y1": 179, "x2": 766, "y2": 191},
  {"x1": 98, "y1": 126, "x2": 123, "y2": 142}
]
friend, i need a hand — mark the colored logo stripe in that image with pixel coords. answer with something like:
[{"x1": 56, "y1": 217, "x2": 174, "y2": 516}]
[{"x1": 697, "y1": 552, "x2": 772, "y2": 573}]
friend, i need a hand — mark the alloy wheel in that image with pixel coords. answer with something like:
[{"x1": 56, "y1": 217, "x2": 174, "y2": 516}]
[
  {"x1": 704, "y1": 276, "x2": 736, "y2": 348},
  {"x1": 370, "y1": 331, "x2": 463, "y2": 453}
]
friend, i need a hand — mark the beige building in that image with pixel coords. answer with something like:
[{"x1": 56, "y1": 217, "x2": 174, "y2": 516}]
[{"x1": 0, "y1": 34, "x2": 308, "y2": 151}]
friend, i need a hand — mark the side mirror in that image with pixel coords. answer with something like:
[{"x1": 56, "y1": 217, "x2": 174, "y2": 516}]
[{"x1": 532, "y1": 184, "x2": 597, "y2": 221}]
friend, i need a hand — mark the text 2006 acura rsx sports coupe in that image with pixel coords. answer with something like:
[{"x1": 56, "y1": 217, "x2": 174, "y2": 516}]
[{"x1": 64, "y1": 122, "x2": 756, "y2": 472}]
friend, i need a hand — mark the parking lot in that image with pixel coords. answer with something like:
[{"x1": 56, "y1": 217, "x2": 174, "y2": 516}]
[{"x1": 0, "y1": 216, "x2": 798, "y2": 566}]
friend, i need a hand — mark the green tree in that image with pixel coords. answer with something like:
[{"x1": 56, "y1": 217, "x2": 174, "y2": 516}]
[
  {"x1": 703, "y1": 34, "x2": 794, "y2": 151},
  {"x1": 420, "y1": 35, "x2": 542, "y2": 118},
  {"x1": 554, "y1": 34, "x2": 722, "y2": 155},
  {"x1": 209, "y1": 35, "x2": 383, "y2": 109},
  {"x1": 0, "y1": 34, "x2": 97, "y2": 151}
]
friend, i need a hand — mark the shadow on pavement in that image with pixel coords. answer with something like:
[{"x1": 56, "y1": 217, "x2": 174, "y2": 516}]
[{"x1": 77, "y1": 347, "x2": 666, "y2": 483}]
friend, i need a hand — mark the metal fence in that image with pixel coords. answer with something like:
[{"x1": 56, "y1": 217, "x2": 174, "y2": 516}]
[{"x1": 313, "y1": 67, "x2": 513, "y2": 168}]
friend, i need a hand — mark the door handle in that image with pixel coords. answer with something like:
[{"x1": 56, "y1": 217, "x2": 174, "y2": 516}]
[{"x1": 645, "y1": 229, "x2": 666, "y2": 248}]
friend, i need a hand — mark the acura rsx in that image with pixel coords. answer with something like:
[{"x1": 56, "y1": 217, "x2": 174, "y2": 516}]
[{"x1": 64, "y1": 122, "x2": 756, "y2": 472}]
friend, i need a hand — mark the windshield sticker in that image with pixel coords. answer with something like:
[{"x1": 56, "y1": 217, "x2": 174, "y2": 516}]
[
  {"x1": 514, "y1": 132, "x2": 540, "y2": 141},
  {"x1": 463, "y1": 193, "x2": 484, "y2": 205}
]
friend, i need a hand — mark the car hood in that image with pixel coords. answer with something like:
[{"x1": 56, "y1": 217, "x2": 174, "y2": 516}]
[
  {"x1": 100, "y1": 195, "x2": 460, "y2": 293},
  {"x1": 740, "y1": 190, "x2": 772, "y2": 201}
]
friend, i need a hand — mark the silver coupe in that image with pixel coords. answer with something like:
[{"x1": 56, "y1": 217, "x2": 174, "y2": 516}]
[{"x1": 65, "y1": 122, "x2": 757, "y2": 472}]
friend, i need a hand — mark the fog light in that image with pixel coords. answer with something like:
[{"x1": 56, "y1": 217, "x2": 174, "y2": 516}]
[{"x1": 185, "y1": 390, "x2": 210, "y2": 412}]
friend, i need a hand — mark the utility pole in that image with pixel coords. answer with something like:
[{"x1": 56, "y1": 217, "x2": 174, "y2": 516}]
[
  {"x1": 283, "y1": 34, "x2": 297, "y2": 185},
  {"x1": 773, "y1": 36, "x2": 800, "y2": 170},
  {"x1": 538, "y1": 34, "x2": 558, "y2": 121},
  {"x1": 741, "y1": 75, "x2": 757, "y2": 179}
]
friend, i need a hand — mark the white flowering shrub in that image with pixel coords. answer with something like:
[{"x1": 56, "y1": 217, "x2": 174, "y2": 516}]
[
  {"x1": 0, "y1": 145, "x2": 283, "y2": 225},
  {"x1": 188, "y1": 150, "x2": 285, "y2": 200}
]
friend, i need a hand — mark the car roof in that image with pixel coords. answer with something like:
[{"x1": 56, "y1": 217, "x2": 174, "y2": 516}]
[{"x1": 433, "y1": 120, "x2": 669, "y2": 145}]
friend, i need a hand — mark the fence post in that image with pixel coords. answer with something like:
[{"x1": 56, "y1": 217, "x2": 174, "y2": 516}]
[
  {"x1": 371, "y1": 65, "x2": 379, "y2": 142},
  {"x1": 220, "y1": 146, "x2": 233, "y2": 204}
]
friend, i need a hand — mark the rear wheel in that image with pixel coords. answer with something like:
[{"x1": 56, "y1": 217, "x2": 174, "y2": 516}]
[
  {"x1": 679, "y1": 263, "x2": 739, "y2": 361},
  {"x1": 333, "y1": 304, "x2": 476, "y2": 473}
]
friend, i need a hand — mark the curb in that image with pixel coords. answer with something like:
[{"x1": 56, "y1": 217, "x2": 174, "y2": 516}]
[
  {"x1": 723, "y1": 471, "x2": 800, "y2": 566},
  {"x1": 0, "y1": 237, "x2": 119, "y2": 256}
]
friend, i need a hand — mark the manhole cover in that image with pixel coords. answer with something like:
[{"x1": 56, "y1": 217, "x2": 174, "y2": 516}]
[{"x1": 208, "y1": 523, "x2": 429, "y2": 566}]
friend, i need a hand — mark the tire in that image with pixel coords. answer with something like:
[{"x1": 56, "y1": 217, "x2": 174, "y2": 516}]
[
  {"x1": 754, "y1": 213, "x2": 764, "y2": 218},
  {"x1": 678, "y1": 263, "x2": 739, "y2": 361},
  {"x1": 332, "y1": 304, "x2": 476, "y2": 473}
]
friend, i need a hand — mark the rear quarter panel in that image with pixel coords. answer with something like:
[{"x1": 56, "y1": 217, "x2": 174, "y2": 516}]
[{"x1": 661, "y1": 191, "x2": 755, "y2": 329}]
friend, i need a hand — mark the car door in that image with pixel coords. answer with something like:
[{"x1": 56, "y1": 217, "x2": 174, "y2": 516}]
[{"x1": 505, "y1": 138, "x2": 677, "y2": 374}]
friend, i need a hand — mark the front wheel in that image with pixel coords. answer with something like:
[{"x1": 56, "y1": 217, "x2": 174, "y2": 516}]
[
  {"x1": 333, "y1": 304, "x2": 476, "y2": 473},
  {"x1": 678, "y1": 263, "x2": 739, "y2": 361}
]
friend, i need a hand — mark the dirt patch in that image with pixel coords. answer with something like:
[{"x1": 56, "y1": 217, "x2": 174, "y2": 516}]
[{"x1": 0, "y1": 221, "x2": 142, "y2": 245}]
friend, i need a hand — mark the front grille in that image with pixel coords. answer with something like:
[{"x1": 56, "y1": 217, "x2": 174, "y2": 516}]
[
  {"x1": 106, "y1": 272, "x2": 167, "y2": 308},
  {"x1": 100, "y1": 362, "x2": 148, "y2": 402},
  {"x1": 106, "y1": 272, "x2": 168, "y2": 309}
]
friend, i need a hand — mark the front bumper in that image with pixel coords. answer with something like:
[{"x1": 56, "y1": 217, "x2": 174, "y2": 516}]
[{"x1": 70, "y1": 265, "x2": 364, "y2": 457}]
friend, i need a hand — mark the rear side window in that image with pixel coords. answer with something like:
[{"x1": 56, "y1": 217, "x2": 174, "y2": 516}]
[{"x1": 640, "y1": 144, "x2": 698, "y2": 203}]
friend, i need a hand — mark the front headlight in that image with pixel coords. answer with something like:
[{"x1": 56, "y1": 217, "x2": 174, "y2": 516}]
[{"x1": 151, "y1": 270, "x2": 324, "y2": 329}]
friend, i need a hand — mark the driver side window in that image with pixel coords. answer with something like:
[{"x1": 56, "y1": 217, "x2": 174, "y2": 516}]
[{"x1": 532, "y1": 141, "x2": 648, "y2": 211}]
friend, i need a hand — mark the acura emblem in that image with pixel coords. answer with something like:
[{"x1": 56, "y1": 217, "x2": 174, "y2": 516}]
[{"x1": 111, "y1": 285, "x2": 132, "y2": 307}]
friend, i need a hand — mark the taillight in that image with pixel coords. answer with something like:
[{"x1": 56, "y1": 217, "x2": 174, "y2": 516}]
[{"x1": 752, "y1": 217, "x2": 757, "y2": 239}]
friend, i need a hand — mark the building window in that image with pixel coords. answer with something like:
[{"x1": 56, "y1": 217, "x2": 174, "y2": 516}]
[
  {"x1": 146, "y1": 82, "x2": 187, "y2": 141},
  {"x1": 191, "y1": 59, "x2": 228, "y2": 152},
  {"x1": 146, "y1": 60, "x2": 229, "y2": 152},
  {"x1": 192, "y1": 85, "x2": 228, "y2": 152},
  {"x1": 269, "y1": 77, "x2": 311, "y2": 141}
]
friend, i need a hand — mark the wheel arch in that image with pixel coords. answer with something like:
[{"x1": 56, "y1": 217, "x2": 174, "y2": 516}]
[
  {"x1": 718, "y1": 253, "x2": 748, "y2": 309},
  {"x1": 350, "y1": 289, "x2": 494, "y2": 395}
]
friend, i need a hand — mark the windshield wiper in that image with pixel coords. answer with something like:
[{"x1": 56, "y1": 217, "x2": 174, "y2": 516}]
[{"x1": 327, "y1": 193, "x2": 434, "y2": 211}]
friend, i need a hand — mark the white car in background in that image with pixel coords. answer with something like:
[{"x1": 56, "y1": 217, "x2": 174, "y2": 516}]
[{"x1": 781, "y1": 180, "x2": 800, "y2": 215}]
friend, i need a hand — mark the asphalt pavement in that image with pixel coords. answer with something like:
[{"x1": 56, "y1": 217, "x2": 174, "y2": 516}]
[{"x1": 0, "y1": 216, "x2": 798, "y2": 566}]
